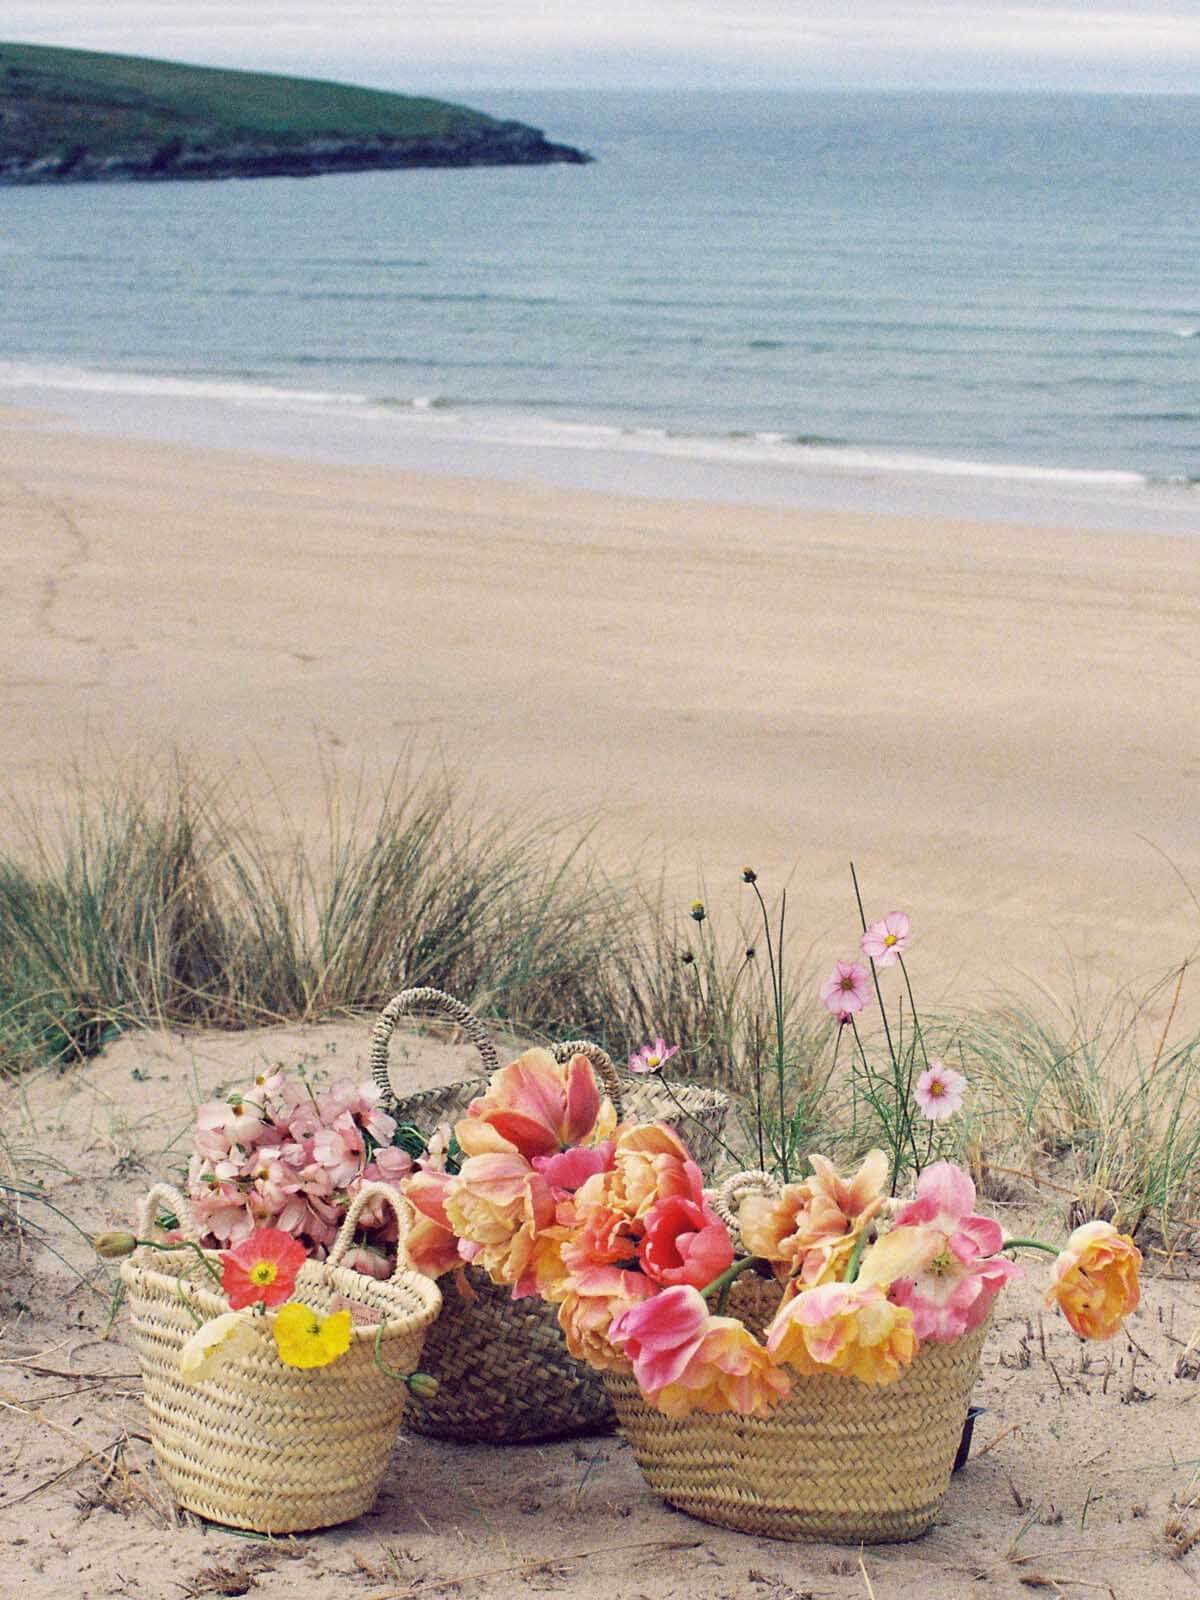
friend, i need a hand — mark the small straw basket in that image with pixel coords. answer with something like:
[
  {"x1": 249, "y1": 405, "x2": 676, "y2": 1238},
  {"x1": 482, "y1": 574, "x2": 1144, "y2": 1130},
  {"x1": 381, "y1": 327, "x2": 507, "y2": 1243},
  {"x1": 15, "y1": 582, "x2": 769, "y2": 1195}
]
[
  {"x1": 604, "y1": 1270, "x2": 989, "y2": 1544},
  {"x1": 370, "y1": 986, "x2": 730, "y2": 1443},
  {"x1": 121, "y1": 1181, "x2": 442, "y2": 1533}
]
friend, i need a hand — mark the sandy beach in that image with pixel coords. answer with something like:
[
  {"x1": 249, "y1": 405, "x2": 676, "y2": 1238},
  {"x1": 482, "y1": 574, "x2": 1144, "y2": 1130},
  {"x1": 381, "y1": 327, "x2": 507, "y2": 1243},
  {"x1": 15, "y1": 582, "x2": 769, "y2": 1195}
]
[
  {"x1": 3, "y1": 401, "x2": 1200, "y2": 1595},
  {"x1": 3, "y1": 401, "x2": 1198, "y2": 1023}
]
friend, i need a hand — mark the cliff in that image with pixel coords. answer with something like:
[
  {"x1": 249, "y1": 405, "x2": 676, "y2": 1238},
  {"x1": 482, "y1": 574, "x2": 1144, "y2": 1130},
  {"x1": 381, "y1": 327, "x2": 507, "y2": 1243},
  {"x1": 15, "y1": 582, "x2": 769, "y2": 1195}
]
[{"x1": 0, "y1": 42, "x2": 591, "y2": 185}]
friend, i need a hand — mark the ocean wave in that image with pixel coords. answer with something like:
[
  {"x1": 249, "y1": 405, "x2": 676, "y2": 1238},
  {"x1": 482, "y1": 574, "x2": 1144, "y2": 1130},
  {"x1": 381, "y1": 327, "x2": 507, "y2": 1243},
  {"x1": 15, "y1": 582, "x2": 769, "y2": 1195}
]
[{"x1": 3, "y1": 358, "x2": 1191, "y2": 499}]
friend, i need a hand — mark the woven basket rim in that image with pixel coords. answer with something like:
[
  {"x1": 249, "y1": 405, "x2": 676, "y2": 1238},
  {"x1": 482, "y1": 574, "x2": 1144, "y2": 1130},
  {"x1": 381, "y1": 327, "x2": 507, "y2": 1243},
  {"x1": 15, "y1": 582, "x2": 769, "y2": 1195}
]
[{"x1": 121, "y1": 1248, "x2": 442, "y2": 1340}]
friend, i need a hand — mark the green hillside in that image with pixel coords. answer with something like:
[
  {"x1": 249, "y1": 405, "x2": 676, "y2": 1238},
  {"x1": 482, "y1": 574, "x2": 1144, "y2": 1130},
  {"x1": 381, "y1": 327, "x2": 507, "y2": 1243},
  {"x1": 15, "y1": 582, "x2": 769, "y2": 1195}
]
[{"x1": 0, "y1": 41, "x2": 590, "y2": 183}]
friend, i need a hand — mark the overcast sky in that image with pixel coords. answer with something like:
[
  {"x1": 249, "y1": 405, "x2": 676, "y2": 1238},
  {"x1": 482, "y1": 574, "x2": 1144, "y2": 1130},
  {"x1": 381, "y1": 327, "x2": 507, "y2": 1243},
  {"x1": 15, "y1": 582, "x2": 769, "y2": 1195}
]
[{"x1": 5, "y1": 2, "x2": 1200, "y2": 92}]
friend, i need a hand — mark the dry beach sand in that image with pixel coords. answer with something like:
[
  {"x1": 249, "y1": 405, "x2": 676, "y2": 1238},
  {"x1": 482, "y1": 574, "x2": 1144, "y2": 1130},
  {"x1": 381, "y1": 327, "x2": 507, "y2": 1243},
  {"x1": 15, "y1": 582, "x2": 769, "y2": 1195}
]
[
  {"x1": 2, "y1": 403, "x2": 1199, "y2": 1024},
  {"x1": 2, "y1": 1020, "x2": 1199, "y2": 1600},
  {"x1": 2, "y1": 403, "x2": 1200, "y2": 1594}
]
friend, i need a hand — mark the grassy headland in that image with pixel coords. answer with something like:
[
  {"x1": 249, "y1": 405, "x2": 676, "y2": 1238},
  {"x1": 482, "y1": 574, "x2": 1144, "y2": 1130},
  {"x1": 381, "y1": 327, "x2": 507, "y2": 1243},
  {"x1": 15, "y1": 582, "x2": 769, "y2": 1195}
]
[{"x1": 0, "y1": 41, "x2": 591, "y2": 184}]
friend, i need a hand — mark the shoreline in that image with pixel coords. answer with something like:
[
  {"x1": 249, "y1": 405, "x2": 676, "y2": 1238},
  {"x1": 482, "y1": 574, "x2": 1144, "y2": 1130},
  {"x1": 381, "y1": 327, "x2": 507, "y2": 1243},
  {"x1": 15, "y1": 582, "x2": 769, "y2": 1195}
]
[
  {"x1": 2, "y1": 369, "x2": 1198, "y2": 539},
  {"x1": 3, "y1": 401, "x2": 1199, "y2": 1028}
]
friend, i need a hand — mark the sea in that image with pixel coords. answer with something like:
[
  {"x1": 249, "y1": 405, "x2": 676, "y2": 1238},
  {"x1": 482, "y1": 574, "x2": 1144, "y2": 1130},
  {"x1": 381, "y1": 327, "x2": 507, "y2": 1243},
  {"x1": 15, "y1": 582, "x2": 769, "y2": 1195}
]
[{"x1": 2, "y1": 90, "x2": 1199, "y2": 533}]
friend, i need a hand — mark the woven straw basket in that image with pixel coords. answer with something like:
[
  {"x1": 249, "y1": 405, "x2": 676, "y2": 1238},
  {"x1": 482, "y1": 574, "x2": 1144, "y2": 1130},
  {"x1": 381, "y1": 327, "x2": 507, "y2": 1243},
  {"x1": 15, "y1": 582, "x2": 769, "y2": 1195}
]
[
  {"x1": 122, "y1": 1182, "x2": 442, "y2": 1533},
  {"x1": 605, "y1": 1272, "x2": 989, "y2": 1545},
  {"x1": 370, "y1": 986, "x2": 730, "y2": 1443}
]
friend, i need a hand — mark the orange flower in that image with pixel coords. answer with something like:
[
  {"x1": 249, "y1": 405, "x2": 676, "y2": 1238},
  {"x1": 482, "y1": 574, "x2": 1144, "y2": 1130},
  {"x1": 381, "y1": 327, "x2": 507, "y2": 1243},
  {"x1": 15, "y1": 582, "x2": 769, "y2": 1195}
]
[
  {"x1": 557, "y1": 1265, "x2": 656, "y2": 1370},
  {"x1": 1046, "y1": 1221, "x2": 1141, "y2": 1341},
  {"x1": 457, "y1": 1048, "x2": 617, "y2": 1160},
  {"x1": 765, "y1": 1281, "x2": 917, "y2": 1385},
  {"x1": 443, "y1": 1151, "x2": 559, "y2": 1294},
  {"x1": 738, "y1": 1149, "x2": 888, "y2": 1284},
  {"x1": 563, "y1": 1122, "x2": 704, "y2": 1274},
  {"x1": 653, "y1": 1315, "x2": 793, "y2": 1418},
  {"x1": 401, "y1": 1168, "x2": 462, "y2": 1278}
]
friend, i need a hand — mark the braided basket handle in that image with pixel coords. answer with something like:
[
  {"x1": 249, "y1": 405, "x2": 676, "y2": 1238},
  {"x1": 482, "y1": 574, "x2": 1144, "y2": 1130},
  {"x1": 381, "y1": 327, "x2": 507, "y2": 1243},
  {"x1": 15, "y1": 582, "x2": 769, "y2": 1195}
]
[
  {"x1": 708, "y1": 1169, "x2": 782, "y2": 1238},
  {"x1": 327, "y1": 1181, "x2": 417, "y2": 1284},
  {"x1": 134, "y1": 1182, "x2": 201, "y2": 1244},
  {"x1": 371, "y1": 986, "x2": 500, "y2": 1105},
  {"x1": 552, "y1": 1040, "x2": 624, "y2": 1119}
]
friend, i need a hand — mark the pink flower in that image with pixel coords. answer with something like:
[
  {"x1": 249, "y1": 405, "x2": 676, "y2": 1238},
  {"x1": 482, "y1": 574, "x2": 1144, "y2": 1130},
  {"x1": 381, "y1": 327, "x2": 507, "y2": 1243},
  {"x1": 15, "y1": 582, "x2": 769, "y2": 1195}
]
[
  {"x1": 532, "y1": 1142, "x2": 615, "y2": 1193},
  {"x1": 610, "y1": 1286, "x2": 791, "y2": 1418},
  {"x1": 914, "y1": 1061, "x2": 967, "y2": 1122},
  {"x1": 312, "y1": 1112, "x2": 366, "y2": 1188},
  {"x1": 637, "y1": 1193, "x2": 735, "y2": 1289},
  {"x1": 819, "y1": 960, "x2": 873, "y2": 1019},
  {"x1": 628, "y1": 1038, "x2": 680, "y2": 1074},
  {"x1": 608, "y1": 1284, "x2": 712, "y2": 1392},
  {"x1": 458, "y1": 1048, "x2": 615, "y2": 1160},
  {"x1": 860, "y1": 911, "x2": 911, "y2": 968},
  {"x1": 221, "y1": 1228, "x2": 307, "y2": 1309},
  {"x1": 857, "y1": 1162, "x2": 1021, "y2": 1341}
]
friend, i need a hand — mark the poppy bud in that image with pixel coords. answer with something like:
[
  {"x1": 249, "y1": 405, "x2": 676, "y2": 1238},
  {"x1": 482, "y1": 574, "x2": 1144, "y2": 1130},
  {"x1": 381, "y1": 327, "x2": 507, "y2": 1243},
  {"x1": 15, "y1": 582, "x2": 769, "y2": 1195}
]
[
  {"x1": 93, "y1": 1230, "x2": 138, "y2": 1259},
  {"x1": 406, "y1": 1371, "x2": 440, "y2": 1401}
]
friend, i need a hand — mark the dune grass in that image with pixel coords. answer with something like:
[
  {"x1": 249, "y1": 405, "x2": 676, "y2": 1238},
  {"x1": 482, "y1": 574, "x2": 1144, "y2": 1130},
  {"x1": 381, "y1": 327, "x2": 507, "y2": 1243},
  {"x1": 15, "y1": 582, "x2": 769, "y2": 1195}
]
[{"x1": 1, "y1": 757, "x2": 1197, "y2": 1246}]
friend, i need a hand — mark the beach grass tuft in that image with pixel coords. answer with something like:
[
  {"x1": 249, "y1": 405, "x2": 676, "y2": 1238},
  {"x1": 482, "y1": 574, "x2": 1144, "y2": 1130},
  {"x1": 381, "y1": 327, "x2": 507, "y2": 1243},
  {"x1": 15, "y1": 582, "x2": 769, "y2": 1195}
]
[{"x1": 1, "y1": 757, "x2": 1198, "y2": 1240}]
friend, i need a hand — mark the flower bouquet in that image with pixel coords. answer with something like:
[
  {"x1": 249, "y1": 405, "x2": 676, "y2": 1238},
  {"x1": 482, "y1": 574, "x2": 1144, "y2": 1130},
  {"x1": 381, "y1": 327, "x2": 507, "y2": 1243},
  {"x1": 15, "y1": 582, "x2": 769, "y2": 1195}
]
[
  {"x1": 110, "y1": 1181, "x2": 441, "y2": 1533},
  {"x1": 367, "y1": 986, "x2": 729, "y2": 1442},
  {"x1": 423, "y1": 876, "x2": 1143, "y2": 1542}
]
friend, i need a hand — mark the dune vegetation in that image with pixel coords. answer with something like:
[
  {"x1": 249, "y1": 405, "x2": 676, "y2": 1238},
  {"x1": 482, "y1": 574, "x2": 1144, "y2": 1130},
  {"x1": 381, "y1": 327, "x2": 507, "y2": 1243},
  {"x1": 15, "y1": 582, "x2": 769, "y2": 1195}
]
[{"x1": 1, "y1": 758, "x2": 1197, "y2": 1252}]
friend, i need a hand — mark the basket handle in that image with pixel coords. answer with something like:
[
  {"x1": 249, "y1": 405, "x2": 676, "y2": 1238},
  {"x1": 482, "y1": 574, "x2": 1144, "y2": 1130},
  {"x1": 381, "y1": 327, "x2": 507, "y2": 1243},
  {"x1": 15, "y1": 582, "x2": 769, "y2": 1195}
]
[
  {"x1": 371, "y1": 987, "x2": 500, "y2": 1105},
  {"x1": 327, "y1": 1181, "x2": 417, "y2": 1285},
  {"x1": 134, "y1": 1182, "x2": 202, "y2": 1244},
  {"x1": 708, "y1": 1169, "x2": 781, "y2": 1237},
  {"x1": 551, "y1": 1040, "x2": 624, "y2": 1119}
]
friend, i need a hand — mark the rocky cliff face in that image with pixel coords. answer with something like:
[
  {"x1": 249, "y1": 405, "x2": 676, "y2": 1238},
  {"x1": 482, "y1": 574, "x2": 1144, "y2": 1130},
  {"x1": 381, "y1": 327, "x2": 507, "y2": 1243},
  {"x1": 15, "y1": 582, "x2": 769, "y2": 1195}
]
[{"x1": 0, "y1": 120, "x2": 591, "y2": 184}]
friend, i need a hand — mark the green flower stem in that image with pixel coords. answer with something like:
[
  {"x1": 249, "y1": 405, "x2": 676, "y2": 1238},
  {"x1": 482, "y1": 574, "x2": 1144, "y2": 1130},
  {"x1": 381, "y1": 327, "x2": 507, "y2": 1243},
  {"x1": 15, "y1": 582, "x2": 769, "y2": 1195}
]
[
  {"x1": 701, "y1": 1255, "x2": 767, "y2": 1314},
  {"x1": 850, "y1": 862, "x2": 920, "y2": 1186},
  {"x1": 140, "y1": 1237, "x2": 225, "y2": 1290},
  {"x1": 1000, "y1": 1237, "x2": 1061, "y2": 1256},
  {"x1": 372, "y1": 1320, "x2": 439, "y2": 1397},
  {"x1": 750, "y1": 878, "x2": 789, "y2": 1183},
  {"x1": 651, "y1": 1073, "x2": 744, "y2": 1171},
  {"x1": 844, "y1": 1225, "x2": 874, "y2": 1285}
]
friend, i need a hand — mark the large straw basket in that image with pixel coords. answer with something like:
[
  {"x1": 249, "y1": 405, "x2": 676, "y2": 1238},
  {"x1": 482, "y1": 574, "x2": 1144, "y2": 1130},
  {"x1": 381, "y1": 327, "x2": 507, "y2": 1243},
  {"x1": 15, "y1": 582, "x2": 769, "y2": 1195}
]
[
  {"x1": 121, "y1": 1182, "x2": 442, "y2": 1533},
  {"x1": 605, "y1": 1276, "x2": 989, "y2": 1545},
  {"x1": 370, "y1": 987, "x2": 730, "y2": 1443}
]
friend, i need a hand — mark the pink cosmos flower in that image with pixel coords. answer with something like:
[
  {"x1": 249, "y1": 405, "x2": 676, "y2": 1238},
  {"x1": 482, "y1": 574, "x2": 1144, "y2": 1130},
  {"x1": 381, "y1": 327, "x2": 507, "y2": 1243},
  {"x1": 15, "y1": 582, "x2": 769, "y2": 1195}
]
[
  {"x1": 628, "y1": 1038, "x2": 680, "y2": 1075},
  {"x1": 860, "y1": 911, "x2": 911, "y2": 968},
  {"x1": 914, "y1": 1061, "x2": 967, "y2": 1122},
  {"x1": 819, "y1": 960, "x2": 873, "y2": 1020}
]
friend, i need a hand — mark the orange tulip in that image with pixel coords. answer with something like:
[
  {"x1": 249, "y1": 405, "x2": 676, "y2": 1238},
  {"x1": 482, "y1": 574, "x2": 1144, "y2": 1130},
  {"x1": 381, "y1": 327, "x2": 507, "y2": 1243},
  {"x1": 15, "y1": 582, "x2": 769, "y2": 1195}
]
[
  {"x1": 652, "y1": 1315, "x2": 793, "y2": 1418},
  {"x1": 738, "y1": 1149, "x2": 888, "y2": 1284},
  {"x1": 765, "y1": 1280, "x2": 917, "y2": 1385},
  {"x1": 1046, "y1": 1221, "x2": 1141, "y2": 1341}
]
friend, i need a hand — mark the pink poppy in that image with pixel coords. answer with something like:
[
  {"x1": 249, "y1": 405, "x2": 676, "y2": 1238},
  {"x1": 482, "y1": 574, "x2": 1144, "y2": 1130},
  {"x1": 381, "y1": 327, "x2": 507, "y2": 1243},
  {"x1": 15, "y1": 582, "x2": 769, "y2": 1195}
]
[{"x1": 221, "y1": 1228, "x2": 307, "y2": 1309}]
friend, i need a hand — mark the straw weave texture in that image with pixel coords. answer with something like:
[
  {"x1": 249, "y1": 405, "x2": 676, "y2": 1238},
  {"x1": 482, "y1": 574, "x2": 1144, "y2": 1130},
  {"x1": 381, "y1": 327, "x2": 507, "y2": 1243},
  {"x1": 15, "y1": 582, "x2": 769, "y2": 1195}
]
[
  {"x1": 122, "y1": 1184, "x2": 441, "y2": 1532},
  {"x1": 605, "y1": 1317, "x2": 989, "y2": 1544},
  {"x1": 370, "y1": 989, "x2": 729, "y2": 1442}
]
